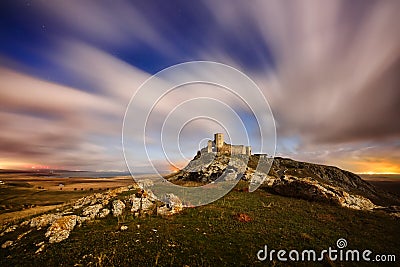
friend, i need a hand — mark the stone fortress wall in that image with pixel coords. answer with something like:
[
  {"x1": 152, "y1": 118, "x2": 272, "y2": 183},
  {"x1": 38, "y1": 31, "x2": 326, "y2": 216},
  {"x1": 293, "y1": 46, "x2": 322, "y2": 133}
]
[{"x1": 205, "y1": 133, "x2": 252, "y2": 156}]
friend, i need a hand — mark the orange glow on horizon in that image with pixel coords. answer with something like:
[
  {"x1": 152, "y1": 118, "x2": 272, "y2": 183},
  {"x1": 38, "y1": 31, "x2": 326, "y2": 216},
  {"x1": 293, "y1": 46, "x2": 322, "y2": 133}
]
[
  {"x1": 169, "y1": 164, "x2": 180, "y2": 173},
  {"x1": 0, "y1": 161, "x2": 29, "y2": 169},
  {"x1": 168, "y1": 164, "x2": 180, "y2": 172},
  {"x1": 0, "y1": 161, "x2": 53, "y2": 170},
  {"x1": 345, "y1": 160, "x2": 400, "y2": 175},
  {"x1": 1, "y1": 158, "x2": 399, "y2": 174}
]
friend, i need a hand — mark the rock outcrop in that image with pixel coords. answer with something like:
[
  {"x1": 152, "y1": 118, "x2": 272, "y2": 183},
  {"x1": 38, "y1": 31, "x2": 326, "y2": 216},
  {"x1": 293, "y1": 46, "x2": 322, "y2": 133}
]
[
  {"x1": 29, "y1": 213, "x2": 62, "y2": 229},
  {"x1": 271, "y1": 175, "x2": 377, "y2": 210},
  {"x1": 169, "y1": 153, "x2": 400, "y2": 210},
  {"x1": 82, "y1": 204, "x2": 103, "y2": 219},
  {"x1": 112, "y1": 200, "x2": 125, "y2": 217},
  {"x1": 130, "y1": 196, "x2": 154, "y2": 213},
  {"x1": 1, "y1": 240, "x2": 13, "y2": 249},
  {"x1": 157, "y1": 193, "x2": 184, "y2": 216},
  {"x1": 0, "y1": 184, "x2": 184, "y2": 252},
  {"x1": 45, "y1": 215, "x2": 77, "y2": 243},
  {"x1": 170, "y1": 153, "x2": 247, "y2": 183},
  {"x1": 98, "y1": 208, "x2": 110, "y2": 218}
]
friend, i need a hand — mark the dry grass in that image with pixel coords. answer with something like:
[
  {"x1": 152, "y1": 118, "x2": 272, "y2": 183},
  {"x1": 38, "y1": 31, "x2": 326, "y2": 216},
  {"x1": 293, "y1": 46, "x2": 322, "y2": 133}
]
[
  {"x1": 0, "y1": 175, "x2": 137, "y2": 222},
  {"x1": 0, "y1": 204, "x2": 65, "y2": 225},
  {"x1": 0, "y1": 175, "x2": 133, "y2": 191}
]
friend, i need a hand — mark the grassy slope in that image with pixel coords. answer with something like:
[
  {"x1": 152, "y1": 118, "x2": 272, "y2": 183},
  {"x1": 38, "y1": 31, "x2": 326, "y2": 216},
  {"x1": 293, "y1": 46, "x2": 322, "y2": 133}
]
[{"x1": 1, "y1": 182, "x2": 399, "y2": 266}]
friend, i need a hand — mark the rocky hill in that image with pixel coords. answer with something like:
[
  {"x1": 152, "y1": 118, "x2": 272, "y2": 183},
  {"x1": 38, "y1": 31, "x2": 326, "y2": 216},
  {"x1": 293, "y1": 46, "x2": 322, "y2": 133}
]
[{"x1": 168, "y1": 153, "x2": 400, "y2": 211}]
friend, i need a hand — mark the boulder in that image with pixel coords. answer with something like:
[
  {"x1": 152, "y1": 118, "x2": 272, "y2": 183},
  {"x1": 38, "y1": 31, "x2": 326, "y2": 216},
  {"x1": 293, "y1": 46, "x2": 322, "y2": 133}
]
[
  {"x1": 45, "y1": 215, "x2": 77, "y2": 243},
  {"x1": 1, "y1": 240, "x2": 13, "y2": 249},
  {"x1": 98, "y1": 208, "x2": 110, "y2": 218},
  {"x1": 130, "y1": 196, "x2": 154, "y2": 212},
  {"x1": 157, "y1": 194, "x2": 183, "y2": 216},
  {"x1": 339, "y1": 191, "x2": 377, "y2": 210},
  {"x1": 82, "y1": 204, "x2": 103, "y2": 219},
  {"x1": 112, "y1": 200, "x2": 125, "y2": 217},
  {"x1": 73, "y1": 193, "x2": 110, "y2": 210},
  {"x1": 30, "y1": 214, "x2": 62, "y2": 229}
]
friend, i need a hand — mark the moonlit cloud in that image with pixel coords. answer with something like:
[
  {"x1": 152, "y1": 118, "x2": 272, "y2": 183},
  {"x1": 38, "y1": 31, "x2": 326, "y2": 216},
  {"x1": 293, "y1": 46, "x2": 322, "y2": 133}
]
[
  {"x1": 0, "y1": 67, "x2": 125, "y2": 170},
  {"x1": 0, "y1": 0, "x2": 399, "y2": 173},
  {"x1": 203, "y1": 0, "x2": 400, "y2": 171},
  {"x1": 247, "y1": 0, "x2": 400, "y2": 171}
]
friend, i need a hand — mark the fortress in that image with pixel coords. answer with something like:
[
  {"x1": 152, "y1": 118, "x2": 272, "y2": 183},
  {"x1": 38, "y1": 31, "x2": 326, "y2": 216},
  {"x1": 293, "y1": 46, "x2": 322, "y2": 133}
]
[{"x1": 202, "y1": 133, "x2": 252, "y2": 156}]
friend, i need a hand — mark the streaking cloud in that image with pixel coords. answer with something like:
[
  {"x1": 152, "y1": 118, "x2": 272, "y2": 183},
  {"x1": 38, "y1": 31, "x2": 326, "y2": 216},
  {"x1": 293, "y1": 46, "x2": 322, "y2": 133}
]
[{"x1": 0, "y1": 0, "x2": 399, "y2": 173}]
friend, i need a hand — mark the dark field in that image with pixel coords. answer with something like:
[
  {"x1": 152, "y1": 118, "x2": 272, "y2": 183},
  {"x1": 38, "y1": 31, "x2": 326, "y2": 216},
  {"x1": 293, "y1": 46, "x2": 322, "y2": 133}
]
[{"x1": 360, "y1": 174, "x2": 400, "y2": 196}]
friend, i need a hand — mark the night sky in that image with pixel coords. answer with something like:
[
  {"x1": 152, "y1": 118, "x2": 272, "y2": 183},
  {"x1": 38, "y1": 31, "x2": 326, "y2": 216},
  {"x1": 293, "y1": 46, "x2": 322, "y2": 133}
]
[{"x1": 0, "y1": 0, "x2": 399, "y2": 173}]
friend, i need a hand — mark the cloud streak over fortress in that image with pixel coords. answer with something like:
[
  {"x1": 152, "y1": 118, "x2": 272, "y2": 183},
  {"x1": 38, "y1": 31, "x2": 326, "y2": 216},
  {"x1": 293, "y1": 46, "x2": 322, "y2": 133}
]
[{"x1": 0, "y1": 1, "x2": 399, "y2": 173}]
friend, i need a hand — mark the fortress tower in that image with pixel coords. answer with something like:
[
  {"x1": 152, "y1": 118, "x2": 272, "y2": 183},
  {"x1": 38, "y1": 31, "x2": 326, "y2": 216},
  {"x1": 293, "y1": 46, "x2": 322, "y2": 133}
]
[
  {"x1": 246, "y1": 146, "x2": 252, "y2": 156},
  {"x1": 214, "y1": 133, "x2": 224, "y2": 150},
  {"x1": 207, "y1": 140, "x2": 213, "y2": 153}
]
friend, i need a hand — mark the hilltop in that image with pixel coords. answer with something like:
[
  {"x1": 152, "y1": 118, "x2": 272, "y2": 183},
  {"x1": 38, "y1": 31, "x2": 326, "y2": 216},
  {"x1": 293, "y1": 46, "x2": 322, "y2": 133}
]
[{"x1": 169, "y1": 153, "x2": 400, "y2": 209}]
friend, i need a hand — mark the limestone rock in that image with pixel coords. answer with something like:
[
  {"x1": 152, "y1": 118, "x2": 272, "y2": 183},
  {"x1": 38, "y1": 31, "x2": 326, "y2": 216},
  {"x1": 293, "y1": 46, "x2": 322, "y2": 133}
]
[
  {"x1": 270, "y1": 157, "x2": 387, "y2": 204},
  {"x1": 130, "y1": 196, "x2": 154, "y2": 212},
  {"x1": 73, "y1": 193, "x2": 110, "y2": 209},
  {"x1": 19, "y1": 220, "x2": 30, "y2": 227},
  {"x1": 112, "y1": 200, "x2": 125, "y2": 217},
  {"x1": 30, "y1": 213, "x2": 62, "y2": 229},
  {"x1": 45, "y1": 215, "x2": 77, "y2": 243},
  {"x1": 82, "y1": 204, "x2": 103, "y2": 219},
  {"x1": 120, "y1": 225, "x2": 128, "y2": 231},
  {"x1": 1, "y1": 240, "x2": 13, "y2": 249},
  {"x1": 98, "y1": 208, "x2": 110, "y2": 218},
  {"x1": 35, "y1": 244, "x2": 46, "y2": 254},
  {"x1": 339, "y1": 191, "x2": 377, "y2": 210},
  {"x1": 162, "y1": 193, "x2": 183, "y2": 210},
  {"x1": 0, "y1": 225, "x2": 18, "y2": 236},
  {"x1": 35, "y1": 241, "x2": 46, "y2": 254},
  {"x1": 17, "y1": 229, "x2": 32, "y2": 241},
  {"x1": 35, "y1": 241, "x2": 45, "y2": 247},
  {"x1": 135, "y1": 180, "x2": 155, "y2": 193},
  {"x1": 271, "y1": 176, "x2": 377, "y2": 210},
  {"x1": 158, "y1": 194, "x2": 183, "y2": 216}
]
